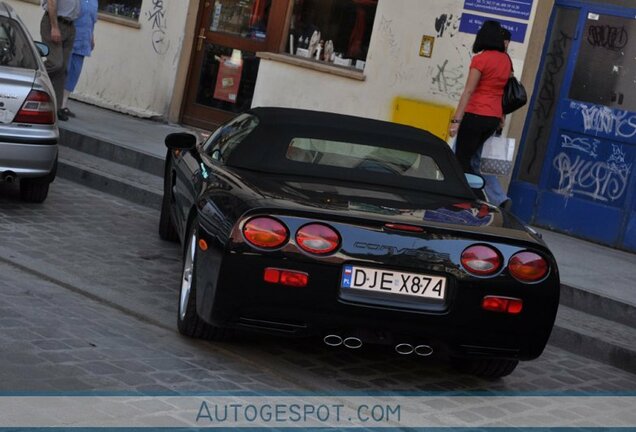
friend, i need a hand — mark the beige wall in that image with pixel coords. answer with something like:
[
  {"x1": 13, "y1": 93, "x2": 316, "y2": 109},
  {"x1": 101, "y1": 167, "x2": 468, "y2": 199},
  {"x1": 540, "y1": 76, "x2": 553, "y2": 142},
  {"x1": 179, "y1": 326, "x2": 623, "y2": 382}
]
[
  {"x1": 252, "y1": 0, "x2": 546, "y2": 142},
  {"x1": 8, "y1": 0, "x2": 196, "y2": 119}
]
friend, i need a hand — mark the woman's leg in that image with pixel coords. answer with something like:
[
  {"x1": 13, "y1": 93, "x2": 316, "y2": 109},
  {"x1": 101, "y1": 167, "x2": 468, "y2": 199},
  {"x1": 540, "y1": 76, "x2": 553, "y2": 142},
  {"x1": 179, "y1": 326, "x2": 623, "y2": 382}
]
[
  {"x1": 63, "y1": 54, "x2": 85, "y2": 105},
  {"x1": 471, "y1": 148, "x2": 510, "y2": 206},
  {"x1": 455, "y1": 113, "x2": 485, "y2": 174},
  {"x1": 455, "y1": 113, "x2": 501, "y2": 201}
]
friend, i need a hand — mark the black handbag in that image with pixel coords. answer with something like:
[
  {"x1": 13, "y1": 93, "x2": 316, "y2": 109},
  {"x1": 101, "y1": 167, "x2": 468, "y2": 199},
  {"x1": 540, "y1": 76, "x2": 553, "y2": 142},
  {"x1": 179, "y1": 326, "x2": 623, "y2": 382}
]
[{"x1": 502, "y1": 55, "x2": 527, "y2": 114}]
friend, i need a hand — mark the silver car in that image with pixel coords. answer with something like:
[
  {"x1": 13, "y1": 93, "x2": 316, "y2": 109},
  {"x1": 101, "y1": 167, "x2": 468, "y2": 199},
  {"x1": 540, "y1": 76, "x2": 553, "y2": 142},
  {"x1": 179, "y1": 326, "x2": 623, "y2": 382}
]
[{"x1": 0, "y1": 2, "x2": 58, "y2": 203}]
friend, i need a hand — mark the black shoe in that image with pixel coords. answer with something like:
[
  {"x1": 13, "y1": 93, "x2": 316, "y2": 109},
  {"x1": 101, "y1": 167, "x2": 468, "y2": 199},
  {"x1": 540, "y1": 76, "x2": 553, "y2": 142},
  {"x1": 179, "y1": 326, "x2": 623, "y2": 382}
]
[
  {"x1": 500, "y1": 199, "x2": 513, "y2": 211},
  {"x1": 61, "y1": 107, "x2": 75, "y2": 118},
  {"x1": 57, "y1": 109, "x2": 69, "y2": 121}
]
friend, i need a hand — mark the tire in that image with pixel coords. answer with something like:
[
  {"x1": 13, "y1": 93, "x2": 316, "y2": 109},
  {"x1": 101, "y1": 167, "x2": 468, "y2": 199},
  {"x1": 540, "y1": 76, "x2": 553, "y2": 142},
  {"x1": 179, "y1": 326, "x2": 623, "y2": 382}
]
[
  {"x1": 451, "y1": 357, "x2": 519, "y2": 379},
  {"x1": 158, "y1": 158, "x2": 178, "y2": 242},
  {"x1": 177, "y1": 219, "x2": 231, "y2": 341},
  {"x1": 159, "y1": 192, "x2": 179, "y2": 242},
  {"x1": 20, "y1": 177, "x2": 50, "y2": 203}
]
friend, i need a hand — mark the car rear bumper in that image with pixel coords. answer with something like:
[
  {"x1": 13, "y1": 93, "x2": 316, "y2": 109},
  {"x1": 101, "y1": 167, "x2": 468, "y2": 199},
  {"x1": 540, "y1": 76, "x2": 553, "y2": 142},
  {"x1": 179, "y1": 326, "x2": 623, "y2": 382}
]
[
  {"x1": 0, "y1": 142, "x2": 58, "y2": 178},
  {"x1": 195, "y1": 246, "x2": 560, "y2": 361}
]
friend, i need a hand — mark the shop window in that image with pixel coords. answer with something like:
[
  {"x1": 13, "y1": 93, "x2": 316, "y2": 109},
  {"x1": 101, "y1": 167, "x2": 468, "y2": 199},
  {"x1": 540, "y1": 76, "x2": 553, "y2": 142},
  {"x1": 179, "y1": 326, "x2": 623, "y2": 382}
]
[
  {"x1": 288, "y1": 0, "x2": 377, "y2": 66},
  {"x1": 98, "y1": 0, "x2": 142, "y2": 21},
  {"x1": 210, "y1": 0, "x2": 271, "y2": 41}
]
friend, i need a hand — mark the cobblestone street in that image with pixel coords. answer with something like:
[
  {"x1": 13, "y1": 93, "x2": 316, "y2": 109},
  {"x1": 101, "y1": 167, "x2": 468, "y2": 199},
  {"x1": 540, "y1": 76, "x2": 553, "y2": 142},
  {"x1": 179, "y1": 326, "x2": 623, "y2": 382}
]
[{"x1": 1, "y1": 179, "x2": 636, "y2": 396}]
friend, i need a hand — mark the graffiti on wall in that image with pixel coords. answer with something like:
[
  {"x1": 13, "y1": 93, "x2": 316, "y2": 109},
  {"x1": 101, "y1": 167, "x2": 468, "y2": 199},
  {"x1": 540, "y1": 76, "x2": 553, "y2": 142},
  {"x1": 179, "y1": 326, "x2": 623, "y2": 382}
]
[
  {"x1": 524, "y1": 31, "x2": 572, "y2": 176},
  {"x1": 571, "y1": 102, "x2": 636, "y2": 139},
  {"x1": 429, "y1": 14, "x2": 465, "y2": 101},
  {"x1": 147, "y1": 0, "x2": 169, "y2": 55},
  {"x1": 379, "y1": 15, "x2": 399, "y2": 60},
  {"x1": 587, "y1": 25, "x2": 628, "y2": 52},
  {"x1": 553, "y1": 134, "x2": 632, "y2": 203},
  {"x1": 431, "y1": 59, "x2": 465, "y2": 100},
  {"x1": 435, "y1": 14, "x2": 460, "y2": 38}
]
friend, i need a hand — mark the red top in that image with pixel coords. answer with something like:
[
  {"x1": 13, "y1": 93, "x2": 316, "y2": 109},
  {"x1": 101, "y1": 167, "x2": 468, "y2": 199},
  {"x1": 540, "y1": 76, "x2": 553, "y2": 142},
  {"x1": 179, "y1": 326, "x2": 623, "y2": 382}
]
[{"x1": 465, "y1": 50, "x2": 511, "y2": 118}]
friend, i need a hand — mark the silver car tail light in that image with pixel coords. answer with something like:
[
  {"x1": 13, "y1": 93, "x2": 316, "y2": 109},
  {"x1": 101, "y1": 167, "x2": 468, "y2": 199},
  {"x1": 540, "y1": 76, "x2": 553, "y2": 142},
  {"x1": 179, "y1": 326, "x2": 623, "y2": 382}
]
[{"x1": 14, "y1": 90, "x2": 55, "y2": 125}]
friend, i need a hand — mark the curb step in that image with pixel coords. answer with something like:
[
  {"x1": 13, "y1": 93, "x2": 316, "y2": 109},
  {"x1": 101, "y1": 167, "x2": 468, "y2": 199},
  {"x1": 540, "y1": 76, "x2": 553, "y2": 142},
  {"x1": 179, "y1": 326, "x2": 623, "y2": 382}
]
[
  {"x1": 57, "y1": 146, "x2": 163, "y2": 209},
  {"x1": 60, "y1": 128, "x2": 165, "y2": 177},
  {"x1": 551, "y1": 305, "x2": 636, "y2": 374},
  {"x1": 560, "y1": 284, "x2": 635, "y2": 328}
]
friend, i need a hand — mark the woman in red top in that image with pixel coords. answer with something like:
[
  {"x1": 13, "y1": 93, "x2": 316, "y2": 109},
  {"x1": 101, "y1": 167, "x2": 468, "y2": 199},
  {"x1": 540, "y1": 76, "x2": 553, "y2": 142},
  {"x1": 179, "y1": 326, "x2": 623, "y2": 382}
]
[{"x1": 449, "y1": 21, "x2": 511, "y2": 207}]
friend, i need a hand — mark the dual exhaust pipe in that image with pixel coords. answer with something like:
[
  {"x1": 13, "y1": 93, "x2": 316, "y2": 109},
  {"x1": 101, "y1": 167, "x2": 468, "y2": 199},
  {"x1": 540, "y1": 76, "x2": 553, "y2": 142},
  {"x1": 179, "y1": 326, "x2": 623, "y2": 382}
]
[
  {"x1": 323, "y1": 334, "x2": 433, "y2": 356},
  {"x1": 324, "y1": 334, "x2": 362, "y2": 349},
  {"x1": 395, "y1": 343, "x2": 434, "y2": 357}
]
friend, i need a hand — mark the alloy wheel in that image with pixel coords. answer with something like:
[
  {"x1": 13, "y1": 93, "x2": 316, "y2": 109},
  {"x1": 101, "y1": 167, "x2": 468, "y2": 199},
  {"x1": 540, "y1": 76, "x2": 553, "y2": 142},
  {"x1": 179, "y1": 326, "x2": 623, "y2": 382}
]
[{"x1": 179, "y1": 230, "x2": 196, "y2": 321}]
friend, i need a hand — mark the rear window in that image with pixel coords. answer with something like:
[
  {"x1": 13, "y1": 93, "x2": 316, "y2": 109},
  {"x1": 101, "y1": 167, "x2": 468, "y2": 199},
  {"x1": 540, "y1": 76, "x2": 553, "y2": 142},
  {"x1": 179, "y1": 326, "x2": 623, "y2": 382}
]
[
  {"x1": 0, "y1": 17, "x2": 37, "y2": 69},
  {"x1": 286, "y1": 138, "x2": 445, "y2": 181}
]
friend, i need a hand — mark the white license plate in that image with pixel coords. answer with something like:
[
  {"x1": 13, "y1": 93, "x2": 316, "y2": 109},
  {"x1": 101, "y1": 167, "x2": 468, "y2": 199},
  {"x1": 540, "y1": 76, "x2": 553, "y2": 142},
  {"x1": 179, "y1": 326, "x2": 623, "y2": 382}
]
[{"x1": 341, "y1": 265, "x2": 446, "y2": 300}]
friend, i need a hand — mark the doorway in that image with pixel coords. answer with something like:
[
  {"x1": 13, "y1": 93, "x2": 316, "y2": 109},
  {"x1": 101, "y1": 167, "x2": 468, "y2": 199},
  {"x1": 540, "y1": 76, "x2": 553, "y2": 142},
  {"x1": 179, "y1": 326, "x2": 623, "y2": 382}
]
[
  {"x1": 181, "y1": 0, "x2": 289, "y2": 130},
  {"x1": 510, "y1": 1, "x2": 636, "y2": 250}
]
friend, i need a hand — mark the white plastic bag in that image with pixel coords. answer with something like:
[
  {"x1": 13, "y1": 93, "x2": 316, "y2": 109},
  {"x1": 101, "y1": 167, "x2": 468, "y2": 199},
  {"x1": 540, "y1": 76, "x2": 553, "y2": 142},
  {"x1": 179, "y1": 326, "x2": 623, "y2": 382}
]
[{"x1": 481, "y1": 135, "x2": 515, "y2": 175}]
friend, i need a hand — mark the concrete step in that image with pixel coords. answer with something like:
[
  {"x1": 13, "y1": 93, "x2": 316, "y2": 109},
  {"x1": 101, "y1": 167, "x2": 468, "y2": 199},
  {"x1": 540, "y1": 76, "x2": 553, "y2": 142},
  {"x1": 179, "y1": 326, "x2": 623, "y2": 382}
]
[
  {"x1": 60, "y1": 128, "x2": 165, "y2": 177},
  {"x1": 57, "y1": 146, "x2": 163, "y2": 209},
  {"x1": 560, "y1": 283, "x2": 635, "y2": 329},
  {"x1": 551, "y1": 305, "x2": 636, "y2": 374}
]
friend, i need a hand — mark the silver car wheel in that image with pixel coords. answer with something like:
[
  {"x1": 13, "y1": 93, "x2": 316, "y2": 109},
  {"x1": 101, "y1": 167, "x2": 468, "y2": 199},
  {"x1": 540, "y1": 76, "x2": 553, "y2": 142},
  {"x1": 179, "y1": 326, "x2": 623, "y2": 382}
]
[{"x1": 179, "y1": 230, "x2": 196, "y2": 321}]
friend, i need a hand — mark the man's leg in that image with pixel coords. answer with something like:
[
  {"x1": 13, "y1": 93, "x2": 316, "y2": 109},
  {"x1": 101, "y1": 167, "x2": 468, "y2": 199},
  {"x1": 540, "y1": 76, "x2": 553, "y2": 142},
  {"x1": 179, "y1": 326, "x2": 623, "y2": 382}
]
[{"x1": 40, "y1": 14, "x2": 65, "y2": 109}]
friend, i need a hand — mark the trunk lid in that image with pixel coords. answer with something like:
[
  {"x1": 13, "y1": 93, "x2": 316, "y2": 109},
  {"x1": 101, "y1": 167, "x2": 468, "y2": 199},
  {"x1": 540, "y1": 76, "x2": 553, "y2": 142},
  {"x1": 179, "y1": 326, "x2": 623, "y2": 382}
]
[
  {"x1": 0, "y1": 68, "x2": 35, "y2": 124},
  {"x1": 231, "y1": 170, "x2": 542, "y2": 245}
]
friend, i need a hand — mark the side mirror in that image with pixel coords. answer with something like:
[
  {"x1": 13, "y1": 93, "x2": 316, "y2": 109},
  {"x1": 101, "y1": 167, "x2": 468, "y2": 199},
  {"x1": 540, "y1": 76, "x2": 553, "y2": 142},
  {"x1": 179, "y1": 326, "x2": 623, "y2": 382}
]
[
  {"x1": 34, "y1": 41, "x2": 49, "y2": 57},
  {"x1": 465, "y1": 173, "x2": 485, "y2": 190},
  {"x1": 165, "y1": 132, "x2": 197, "y2": 150}
]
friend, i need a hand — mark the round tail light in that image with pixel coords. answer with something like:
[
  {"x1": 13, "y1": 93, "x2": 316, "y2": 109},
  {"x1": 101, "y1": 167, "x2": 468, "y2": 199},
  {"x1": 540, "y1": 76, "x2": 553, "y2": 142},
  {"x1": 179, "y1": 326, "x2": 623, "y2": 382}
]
[
  {"x1": 509, "y1": 251, "x2": 549, "y2": 282},
  {"x1": 243, "y1": 217, "x2": 289, "y2": 249},
  {"x1": 296, "y1": 223, "x2": 340, "y2": 255},
  {"x1": 461, "y1": 245, "x2": 502, "y2": 276}
]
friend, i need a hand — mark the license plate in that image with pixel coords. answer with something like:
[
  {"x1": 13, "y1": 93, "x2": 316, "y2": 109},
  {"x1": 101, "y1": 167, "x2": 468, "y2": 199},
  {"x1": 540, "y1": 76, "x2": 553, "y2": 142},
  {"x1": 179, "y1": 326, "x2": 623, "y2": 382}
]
[{"x1": 341, "y1": 265, "x2": 446, "y2": 300}]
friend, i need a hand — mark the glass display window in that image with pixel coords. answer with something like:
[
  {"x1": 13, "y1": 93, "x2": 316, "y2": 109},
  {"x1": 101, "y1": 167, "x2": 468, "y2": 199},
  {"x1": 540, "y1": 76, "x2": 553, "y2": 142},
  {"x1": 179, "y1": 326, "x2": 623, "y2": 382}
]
[
  {"x1": 210, "y1": 0, "x2": 272, "y2": 41},
  {"x1": 98, "y1": 0, "x2": 142, "y2": 21},
  {"x1": 288, "y1": 0, "x2": 378, "y2": 64}
]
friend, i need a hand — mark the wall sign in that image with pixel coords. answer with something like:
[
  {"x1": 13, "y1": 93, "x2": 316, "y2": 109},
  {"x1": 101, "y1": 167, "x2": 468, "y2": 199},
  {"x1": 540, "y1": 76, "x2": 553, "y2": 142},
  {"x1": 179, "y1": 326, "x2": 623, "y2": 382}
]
[
  {"x1": 419, "y1": 35, "x2": 435, "y2": 58},
  {"x1": 459, "y1": 13, "x2": 528, "y2": 43},
  {"x1": 463, "y1": 0, "x2": 533, "y2": 20}
]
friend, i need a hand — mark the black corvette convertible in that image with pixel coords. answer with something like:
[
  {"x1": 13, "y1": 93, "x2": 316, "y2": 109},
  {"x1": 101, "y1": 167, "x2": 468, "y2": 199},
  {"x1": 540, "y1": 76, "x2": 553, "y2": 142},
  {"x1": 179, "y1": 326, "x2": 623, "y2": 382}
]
[{"x1": 159, "y1": 107, "x2": 559, "y2": 378}]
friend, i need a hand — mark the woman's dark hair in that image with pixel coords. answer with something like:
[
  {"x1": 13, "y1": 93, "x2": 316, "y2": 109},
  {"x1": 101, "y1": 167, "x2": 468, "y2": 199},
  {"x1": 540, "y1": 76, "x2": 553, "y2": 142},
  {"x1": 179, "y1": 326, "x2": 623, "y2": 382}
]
[
  {"x1": 472, "y1": 20, "x2": 505, "y2": 53},
  {"x1": 501, "y1": 28, "x2": 512, "y2": 42}
]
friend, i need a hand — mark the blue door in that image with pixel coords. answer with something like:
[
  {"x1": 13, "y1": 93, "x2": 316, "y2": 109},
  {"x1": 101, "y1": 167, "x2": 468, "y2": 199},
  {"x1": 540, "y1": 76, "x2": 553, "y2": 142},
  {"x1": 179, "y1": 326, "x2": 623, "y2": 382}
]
[{"x1": 511, "y1": 2, "x2": 636, "y2": 250}]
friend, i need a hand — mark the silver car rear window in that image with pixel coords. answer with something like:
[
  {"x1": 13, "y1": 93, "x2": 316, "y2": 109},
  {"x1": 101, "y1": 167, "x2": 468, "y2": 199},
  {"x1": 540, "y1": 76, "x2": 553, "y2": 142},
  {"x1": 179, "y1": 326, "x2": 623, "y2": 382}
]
[{"x1": 0, "y1": 16, "x2": 37, "y2": 70}]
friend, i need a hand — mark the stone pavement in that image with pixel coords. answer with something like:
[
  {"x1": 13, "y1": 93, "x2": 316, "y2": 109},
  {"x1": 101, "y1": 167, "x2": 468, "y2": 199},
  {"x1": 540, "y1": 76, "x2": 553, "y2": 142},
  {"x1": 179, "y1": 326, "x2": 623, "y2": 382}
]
[{"x1": 1, "y1": 178, "x2": 636, "y2": 394}]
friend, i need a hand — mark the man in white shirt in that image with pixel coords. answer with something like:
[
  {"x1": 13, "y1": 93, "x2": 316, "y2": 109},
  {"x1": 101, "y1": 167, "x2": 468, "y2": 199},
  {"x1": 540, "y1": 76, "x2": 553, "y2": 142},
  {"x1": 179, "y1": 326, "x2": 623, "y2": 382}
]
[{"x1": 40, "y1": 0, "x2": 81, "y2": 120}]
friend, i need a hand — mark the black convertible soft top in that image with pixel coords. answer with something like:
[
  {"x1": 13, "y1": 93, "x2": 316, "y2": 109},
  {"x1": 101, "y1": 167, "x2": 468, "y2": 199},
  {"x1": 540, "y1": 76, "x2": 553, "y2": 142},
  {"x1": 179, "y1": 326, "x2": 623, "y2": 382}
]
[{"x1": 225, "y1": 107, "x2": 475, "y2": 200}]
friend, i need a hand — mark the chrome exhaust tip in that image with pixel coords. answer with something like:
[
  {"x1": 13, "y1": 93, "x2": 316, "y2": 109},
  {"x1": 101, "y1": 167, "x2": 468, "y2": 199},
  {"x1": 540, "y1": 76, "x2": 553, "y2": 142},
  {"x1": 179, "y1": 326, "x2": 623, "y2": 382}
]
[
  {"x1": 395, "y1": 343, "x2": 414, "y2": 355},
  {"x1": 343, "y1": 337, "x2": 363, "y2": 349},
  {"x1": 414, "y1": 344, "x2": 434, "y2": 357},
  {"x1": 323, "y1": 334, "x2": 343, "y2": 347}
]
